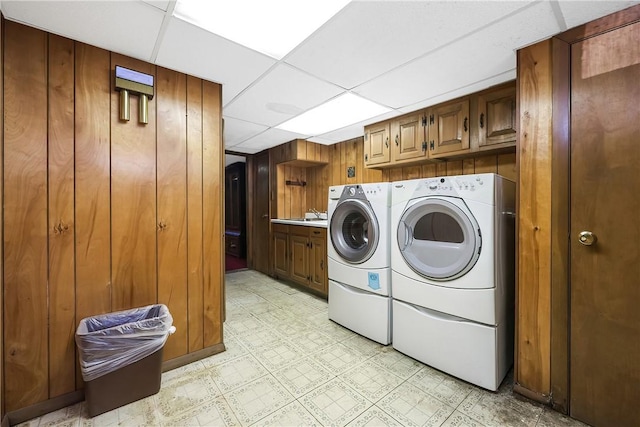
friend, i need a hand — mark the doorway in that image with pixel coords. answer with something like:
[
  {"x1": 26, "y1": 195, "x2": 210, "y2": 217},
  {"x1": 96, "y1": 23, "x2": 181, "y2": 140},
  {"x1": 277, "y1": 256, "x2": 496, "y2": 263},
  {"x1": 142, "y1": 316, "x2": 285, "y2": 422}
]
[
  {"x1": 568, "y1": 20, "x2": 640, "y2": 427},
  {"x1": 224, "y1": 153, "x2": 247, "y2": 272}
]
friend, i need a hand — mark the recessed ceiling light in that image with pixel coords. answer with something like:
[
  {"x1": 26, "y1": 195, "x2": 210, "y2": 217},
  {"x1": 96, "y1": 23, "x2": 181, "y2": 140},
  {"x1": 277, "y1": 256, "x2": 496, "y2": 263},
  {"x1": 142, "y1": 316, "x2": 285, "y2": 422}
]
[
  {"x1": 174, "y1": 0, "x2": 351, "y2": 59},
  {"x1": 276, "y1": 93, "x2": 392, "y2": 136}
]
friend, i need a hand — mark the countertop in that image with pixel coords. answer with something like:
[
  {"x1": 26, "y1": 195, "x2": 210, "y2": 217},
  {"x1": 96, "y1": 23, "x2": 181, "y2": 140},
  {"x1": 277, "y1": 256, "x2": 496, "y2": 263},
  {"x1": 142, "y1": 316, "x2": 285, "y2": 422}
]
[{"x1": 271, "y1": 218, "x2": 328, "y2": 229}]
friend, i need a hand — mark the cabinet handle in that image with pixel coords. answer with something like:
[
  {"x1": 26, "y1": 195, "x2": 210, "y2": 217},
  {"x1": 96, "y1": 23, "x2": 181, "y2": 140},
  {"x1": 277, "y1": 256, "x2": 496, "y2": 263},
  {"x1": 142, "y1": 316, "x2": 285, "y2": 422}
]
[
  {"x1": 479, "y1": 113, "x2": 484, "y2": 129},
  {"x1": 365, "y1": 154, "x2": 368, "y2": 162},
  {"x1": 158, "y1": 221, "x2": 167, "y2": 231},
  {"x1": 385, "y1": 137, "x2": 389, "y2": 148},
  {"x1": 395, "y1": 135, "x2": 399, "y2": 146},
  {"x1": 262, "y1": 214, "x2": 269, "y2": 219},
  {"x1": 463, "y1": 117, "x2": 468, "y2": 132},
  {"x1": 320, "y1": 260, "x2": 324, "y2": 270}
]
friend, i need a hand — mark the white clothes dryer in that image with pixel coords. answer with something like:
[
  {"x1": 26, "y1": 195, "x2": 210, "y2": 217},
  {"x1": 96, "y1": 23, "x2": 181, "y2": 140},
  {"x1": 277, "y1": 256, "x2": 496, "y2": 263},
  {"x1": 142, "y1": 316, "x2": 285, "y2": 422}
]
[
  {"x1": 390, "y1": 173, "x2": 515, "y2": 390},
  {"x1": 327, "y1": 182, "x2": 392, "y2": 345}
]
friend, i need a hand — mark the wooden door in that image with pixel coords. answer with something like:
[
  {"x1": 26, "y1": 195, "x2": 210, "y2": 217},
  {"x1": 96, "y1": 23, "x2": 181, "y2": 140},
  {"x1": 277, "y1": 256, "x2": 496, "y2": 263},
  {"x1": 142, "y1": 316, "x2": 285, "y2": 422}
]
[
  {"x1": 477, "y1": 86, "x2": 516, "y2": 148},
  {"x1": 308, "y1": 228, "x2": 327, "y2": 294},
  {"x1": 364, "y1": 122, "x2": 390, "y2": 166},
  {"x1": 429, "y1": 98, "x2": 470, "y2": 157},
  {"x1": 290, "y1": 231, "x2": 310, "y2": 286},
  {"x1": 253, "y1": 151, "x2": 271, "y2": 274},
  {"x1": 391, "y1": 112, "x2": 427, "y2": 162},
  {"x1": 569, "y1": 22, "x2": 640, "y2": 427}
]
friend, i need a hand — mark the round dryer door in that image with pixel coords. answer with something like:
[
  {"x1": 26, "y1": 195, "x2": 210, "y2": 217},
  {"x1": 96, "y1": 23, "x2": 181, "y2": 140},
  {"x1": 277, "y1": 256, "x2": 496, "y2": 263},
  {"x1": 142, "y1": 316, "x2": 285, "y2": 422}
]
[
  {"x1": 330, "y1": 199, "x2": 379, "y2": 264},
  {"x1": 397, "y1": 196, "x2": 481, "y2": 281}
]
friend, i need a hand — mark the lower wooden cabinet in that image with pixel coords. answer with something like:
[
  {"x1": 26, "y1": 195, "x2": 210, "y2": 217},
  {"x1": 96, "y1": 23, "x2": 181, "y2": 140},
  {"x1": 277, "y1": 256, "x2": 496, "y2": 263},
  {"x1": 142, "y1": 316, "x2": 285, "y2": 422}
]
[{"x1": 272, "y1": 223, "x2": 328, "y2": 296}]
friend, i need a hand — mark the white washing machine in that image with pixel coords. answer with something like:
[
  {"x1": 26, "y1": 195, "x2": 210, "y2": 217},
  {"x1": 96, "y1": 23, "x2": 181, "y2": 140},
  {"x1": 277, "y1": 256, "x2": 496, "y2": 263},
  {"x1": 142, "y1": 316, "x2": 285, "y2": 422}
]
[
  {"x1": 390, "y1": 173, "x2": 515, "y2": 390},
  {"x1": 328, "y1": 182, "x2": 391, "y2": 345}
]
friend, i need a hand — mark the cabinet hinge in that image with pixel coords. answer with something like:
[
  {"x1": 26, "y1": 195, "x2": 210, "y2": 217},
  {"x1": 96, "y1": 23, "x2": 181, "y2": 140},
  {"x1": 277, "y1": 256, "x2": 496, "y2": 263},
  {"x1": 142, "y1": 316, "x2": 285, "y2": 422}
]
[
  {"x1": 430, "y1": 114, "x2": 434, "y2": 125},
  {"x1": 430, "y1": 140, "x2": 435, "y2": 150},
  {"x1": 421, "y1": 116, "x2": 427, "y2": 126},
  {"x1": 422, "y1": 141, "x2": 427, "y2": 152}
]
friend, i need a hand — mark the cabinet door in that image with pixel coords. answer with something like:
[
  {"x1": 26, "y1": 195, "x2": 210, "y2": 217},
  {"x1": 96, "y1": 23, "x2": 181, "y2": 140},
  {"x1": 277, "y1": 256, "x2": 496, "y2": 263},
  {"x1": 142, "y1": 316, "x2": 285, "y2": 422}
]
[
  {"x1": 308, "y1": 229, "x2": 327, "y2": 294},
  {"x1": 478, "y1": 86, "x2": 516, "y2": 148},
  {"x1": 391, "y1": 112, "x2": 427, "y2": 162},
  {"x1": 273, "y1": 231, "x2": 289, "y2": 279},
  {"x1": 364, "y1": 122, "x2": 390, "y2": 166},
  {"x1": 429, "y1": 98, "x2": 470, "y2": 157},
  {"x1": 290, "y1": 234, "x2": 310, "y2": 285}
]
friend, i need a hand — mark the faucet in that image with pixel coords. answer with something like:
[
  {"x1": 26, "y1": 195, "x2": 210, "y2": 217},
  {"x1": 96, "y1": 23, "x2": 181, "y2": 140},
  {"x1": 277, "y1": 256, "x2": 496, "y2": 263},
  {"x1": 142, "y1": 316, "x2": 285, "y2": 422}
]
[{"x1": 309, "y1": 208, "x2": 322, "y2": 219}]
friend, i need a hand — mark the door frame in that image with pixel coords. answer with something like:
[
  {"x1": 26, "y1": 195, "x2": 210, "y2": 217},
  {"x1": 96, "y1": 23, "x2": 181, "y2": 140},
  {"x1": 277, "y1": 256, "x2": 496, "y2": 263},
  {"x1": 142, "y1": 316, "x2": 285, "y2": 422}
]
[{"x1": 546, "y1": 5, "x2": 640, "y2": 414}]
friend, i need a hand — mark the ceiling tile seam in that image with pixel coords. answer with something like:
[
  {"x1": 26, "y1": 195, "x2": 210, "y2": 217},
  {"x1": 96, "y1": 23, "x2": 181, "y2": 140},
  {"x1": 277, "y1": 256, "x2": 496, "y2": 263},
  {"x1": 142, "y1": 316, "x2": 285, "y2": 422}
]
[
  {"x1": 277, "y1": 0, "x2": 356, "y2": 62},
  {"x1": 224, "y1": 124, "x2": 273, "y2": 147},
  {"x1": 150, "y1": 0, "x2": 178, "y2": 63},
  {"x1": 348, "y1": 1, "x2": 540, "y2": 93},
  {"x1": 549, "y1": 0, "x2": 568, "y2": 32}
]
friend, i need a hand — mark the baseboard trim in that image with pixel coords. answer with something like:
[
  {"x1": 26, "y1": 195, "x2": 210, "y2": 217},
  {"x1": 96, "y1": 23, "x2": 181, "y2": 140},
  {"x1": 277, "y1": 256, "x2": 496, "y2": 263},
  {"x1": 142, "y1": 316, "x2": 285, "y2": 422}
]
[
  {"x1": 162, "y1": 343, "x2": 226, "y2": 372},
  {"x1": 5, "y1": 390, "x2": 84, "y2": 426},
  {"x1": 513, "y1": 383, "x2": 552, "y2": 405},
  {"x1": 4, "y1": 343, "x2": 226, "y2": 426}
]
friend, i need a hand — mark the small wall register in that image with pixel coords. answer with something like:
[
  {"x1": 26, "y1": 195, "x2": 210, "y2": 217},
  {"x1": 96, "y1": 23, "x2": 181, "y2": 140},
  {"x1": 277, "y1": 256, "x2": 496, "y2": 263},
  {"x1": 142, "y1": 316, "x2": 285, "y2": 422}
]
[{"x1": 115, "y1": 65, "x2": 154, "y2": 124}]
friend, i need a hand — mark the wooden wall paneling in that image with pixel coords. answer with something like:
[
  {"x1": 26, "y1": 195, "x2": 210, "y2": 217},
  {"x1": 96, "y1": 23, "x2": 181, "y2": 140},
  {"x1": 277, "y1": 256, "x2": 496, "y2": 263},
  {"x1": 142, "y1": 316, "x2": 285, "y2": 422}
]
[
  {"x1": 402, "y1": 166, "x2": 421, "y2": 180},
  {"x1": 516, "y1": 39, "x2": 553, "y2": 396},
  {"x1": 421, "y1": 163, "x2": 437, "y2": 178},
  {"x1": 330, "y1": 144, "x2": 341, "y2": 186},
  {"x1": 345, "y1": 139, "x2": 358, "y2": 185},
  {"x1": 446, "y1": 160, "x2": 463, "y2": 176},
  {"x1": 388, "y1": 168, "x2": 403, "y2": 182},
  {"x1": 0, "y1": 15, "x2": 4, "y2": 417},
  {"x1": 498, "y1": 152, "x2": 517, "y2": 181},
  {"x1": 474, "y1": 154, "x2": 498, "y2": 174},
  {"x1": 3, "y1": 22, "x2": 49, "y2": 411},
  {"x1": 74, "y1": 43, "x2": 112, "y2": 389},
  {"x1": 202, "y1": 80, "x2": 223, "y2": 347},
  {"x1": 186, "y1": 76, "x2": 204, "y2": 352},
  {"x1": 463, "y1": 158, "x2": 475, "y2": 175},
  {"x1": 47, "y1": 34, "x2": 76, "y2": 398},
  {"x1": 110, "y1": 54, "x2": 157, "y2": 310},
  {"x1": 156, "y1": 67, "x2": 188, "y2": 360},
  {"x1": 354, "y1": 137, "x2": 364, "y2": 183},
  {"x1": 290, "y1": 166, "x2": 306, "y2": 218},
  {"x1": 550, "y1": 36, "x2": 570, "y2": 413},
  {"x1": 436, "y1": 162, "x2": 447, "y2": 177}
]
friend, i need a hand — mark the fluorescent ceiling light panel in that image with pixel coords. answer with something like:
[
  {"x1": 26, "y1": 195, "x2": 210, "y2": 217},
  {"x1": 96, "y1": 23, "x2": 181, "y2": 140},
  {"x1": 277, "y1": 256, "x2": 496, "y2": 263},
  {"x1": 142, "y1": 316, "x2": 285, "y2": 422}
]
[
  {"x1": 276, "y1": 93, "x2": 392, "y2": 135},
  {"x1": 174, "y1": 0, "x2": 350, "y2": 59}
]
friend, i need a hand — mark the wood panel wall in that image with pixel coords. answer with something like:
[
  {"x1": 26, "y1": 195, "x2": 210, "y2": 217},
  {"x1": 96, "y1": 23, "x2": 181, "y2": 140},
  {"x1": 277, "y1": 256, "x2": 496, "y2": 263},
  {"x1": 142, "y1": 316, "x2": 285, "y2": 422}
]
[
  {"x1": 278, "y1": 136, "x2": 517, "y2": 217},
  {"x1": 515, "y1": 39, "x2": 553, "y2": 399},
  {"x1": 1, "y1": 21, "x2": 224, "y2": 414}
]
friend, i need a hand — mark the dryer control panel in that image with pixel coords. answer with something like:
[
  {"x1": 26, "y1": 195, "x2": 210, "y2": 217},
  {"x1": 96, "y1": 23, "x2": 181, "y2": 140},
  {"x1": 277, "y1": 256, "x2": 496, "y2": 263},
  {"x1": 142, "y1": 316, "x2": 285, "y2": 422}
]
[{"x1": 424, "y1": 176, "x2": 485, "y2": 193}]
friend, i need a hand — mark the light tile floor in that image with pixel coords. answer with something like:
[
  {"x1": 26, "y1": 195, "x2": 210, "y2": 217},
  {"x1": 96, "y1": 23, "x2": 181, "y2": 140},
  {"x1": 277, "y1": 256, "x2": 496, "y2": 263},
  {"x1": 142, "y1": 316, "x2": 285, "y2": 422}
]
[{"x1": 18, "y1": 270, "x2": 589, "y2": 427}]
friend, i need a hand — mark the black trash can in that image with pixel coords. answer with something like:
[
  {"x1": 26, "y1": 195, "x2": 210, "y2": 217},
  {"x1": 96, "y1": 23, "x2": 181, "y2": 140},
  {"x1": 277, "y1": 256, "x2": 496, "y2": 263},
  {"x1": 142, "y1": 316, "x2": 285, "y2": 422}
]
[{"x1": 76, "y1": 304, "x2": 175, "y2": 417}]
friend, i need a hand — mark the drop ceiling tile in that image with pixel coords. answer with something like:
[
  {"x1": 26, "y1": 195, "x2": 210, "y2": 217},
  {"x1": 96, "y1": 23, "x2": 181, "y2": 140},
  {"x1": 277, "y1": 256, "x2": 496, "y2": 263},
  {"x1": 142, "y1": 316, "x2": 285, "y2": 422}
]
[
  {"x1": 354, "y1": 1, "x2": 561, "y2": 110},
  {"x1": 398, "y1": 69, "x2": 516, "y2": 114},
  {"x1": 285, "y1": 1, "x2": 533, "y2": 89},
  {"x1": 155, "y1": 17, "x2": 277, "y2": 105},
  {"x1": 309, "y1": 110, "x2": 400, "y2": 144},
  {"x1": 223, "y1": 117, "x2": 269, "y2": 147},
  {"x1": 2, "y1": 0, "x2": 164, "y2": 61},
  {"x1": 141, "y1": 0, "x2": 172, "y2": 12},
  {"x1": 224, "y1": 64, "x2": 345, "y2": 127},
  {"x1": 235, "y1": 128, "x2": 310, "y2": 153},
  {"x1": 558, "y1": 0, "x2": 640, "y2": 28}
]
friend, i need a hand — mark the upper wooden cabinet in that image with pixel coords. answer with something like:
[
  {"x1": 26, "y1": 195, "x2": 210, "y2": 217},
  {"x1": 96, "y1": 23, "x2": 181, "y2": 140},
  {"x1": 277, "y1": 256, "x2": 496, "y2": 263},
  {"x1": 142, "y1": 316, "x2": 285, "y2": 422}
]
[
  {"x1": 363, "y1": 82, "x2": 516, "y2": 168},
  {"x1": 364, "y1": 121, "x2": 391, "y2": 166},
  {"x1": 428, "y1": 97, "x2": 470, "y2": 158},
  {"x1": 273, "y1": 139, "x2": 329, "y2": 166},
  {"x1": 391, "y1": 111, "x2": 428, "y2": 163},
  {"x1": 476, "y1": 85, "x2": 516, "y2": 150}
]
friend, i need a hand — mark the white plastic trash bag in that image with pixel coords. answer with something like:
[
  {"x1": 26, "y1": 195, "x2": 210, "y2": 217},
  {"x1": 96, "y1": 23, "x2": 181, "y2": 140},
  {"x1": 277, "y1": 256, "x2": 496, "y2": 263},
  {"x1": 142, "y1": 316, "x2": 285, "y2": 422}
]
[{"x1": 76, "y1": 304, "x2": 175, "y2": 382}]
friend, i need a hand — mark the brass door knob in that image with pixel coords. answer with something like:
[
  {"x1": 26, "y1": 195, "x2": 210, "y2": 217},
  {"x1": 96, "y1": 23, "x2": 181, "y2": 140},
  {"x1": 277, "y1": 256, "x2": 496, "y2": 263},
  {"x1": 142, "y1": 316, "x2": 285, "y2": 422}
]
[{"x1": 578, "y1": 231, "x2": 597, "y2": 246}]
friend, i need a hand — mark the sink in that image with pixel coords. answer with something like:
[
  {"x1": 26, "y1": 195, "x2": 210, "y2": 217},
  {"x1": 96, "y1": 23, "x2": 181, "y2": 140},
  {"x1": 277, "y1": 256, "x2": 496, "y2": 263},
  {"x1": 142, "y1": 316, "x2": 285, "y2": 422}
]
[{"x1": 304, "y1": 212, "x2": 328, "y2": 220}]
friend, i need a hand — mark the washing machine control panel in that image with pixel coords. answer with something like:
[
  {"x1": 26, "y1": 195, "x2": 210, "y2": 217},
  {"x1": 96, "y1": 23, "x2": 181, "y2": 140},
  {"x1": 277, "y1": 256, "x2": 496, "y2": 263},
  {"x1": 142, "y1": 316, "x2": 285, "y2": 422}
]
[{"x1": 421, "y1": 176, "x2": 485, "y2": 194}]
